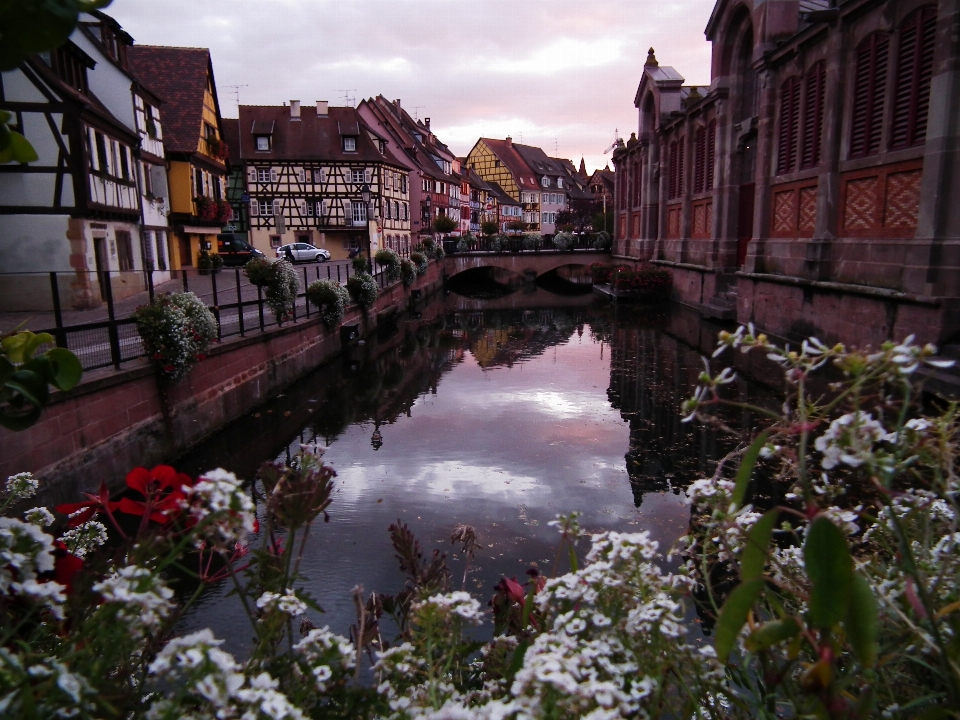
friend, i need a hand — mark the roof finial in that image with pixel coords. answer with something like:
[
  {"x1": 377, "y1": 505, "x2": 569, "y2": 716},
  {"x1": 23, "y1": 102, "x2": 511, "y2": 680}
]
[{"x1": 645, "y1": 48, "x2": 658, "y2": 67}]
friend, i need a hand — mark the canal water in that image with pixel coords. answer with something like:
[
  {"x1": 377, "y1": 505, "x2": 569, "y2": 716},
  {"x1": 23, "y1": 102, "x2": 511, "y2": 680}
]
[{"x1": 175, "y1": 286, "x2": 756, "y2": 655}]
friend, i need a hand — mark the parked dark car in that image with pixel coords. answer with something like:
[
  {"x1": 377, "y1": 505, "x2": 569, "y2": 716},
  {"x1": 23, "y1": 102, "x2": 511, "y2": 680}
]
[{"x1": 217, "y1": 234, "x2": 264, "y2": 266}]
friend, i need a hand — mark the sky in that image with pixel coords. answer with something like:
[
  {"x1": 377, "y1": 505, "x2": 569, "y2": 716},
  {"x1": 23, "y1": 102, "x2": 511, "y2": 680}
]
[{"x1": 108, "y1": 0, "x2": 715, "y2": 174}]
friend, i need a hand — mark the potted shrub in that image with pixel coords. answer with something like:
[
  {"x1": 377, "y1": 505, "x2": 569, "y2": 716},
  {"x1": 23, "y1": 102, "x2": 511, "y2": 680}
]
[
  {"x1": 552, "y1": 232, "x2": 576, "y2": 251},
  {"x1": 346, "y1": 272, "x2": 378, "y2": 309},
  {"x1": 374, "y1": 248, "x2": 401, "y2": 284},
  {"x1": 197, "y1": 250, "x2": 213, "y2": 275},
  {"x1": 133, "y1": 291, "x2": 218, "y2": 382},
  {"x1": 400, "y1": 258, "x2": 417, "y2": 287},
  {"x1": 244, "y1": 257, "x2": 300, "y2": 325},
  {"x1": 306, "y1": 279, "x2": 350, "y2": 328},
  {"x1": 410, "y1": 251, "x2": 428, "y2": 277}
]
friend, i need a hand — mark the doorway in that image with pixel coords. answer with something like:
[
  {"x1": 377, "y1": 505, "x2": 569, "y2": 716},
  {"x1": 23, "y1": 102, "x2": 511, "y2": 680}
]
[
  {"x1": 179, "y1": 234, "x2": 192, "y2": 267},
  {"x1": 93, "y1": 236, "x2": 108, "y2": 299}
]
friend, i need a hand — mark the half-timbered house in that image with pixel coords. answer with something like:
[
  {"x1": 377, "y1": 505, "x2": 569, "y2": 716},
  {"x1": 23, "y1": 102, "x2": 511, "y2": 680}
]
[
  {"x1": 466, "y1": 137, "x2": 544, "y2": 233},
  {"x1": 128, "y1": 45, "x2": 230, "y2": 269},
  {"x1": 613, "y1": 0, "x2": 960, "y2": 348},
  {"x1": 237, "y1": 101, "x2": 411, "y2": 261},
  {"x1": 0, "y1": 11, "x2": 152, "y2": 310}
]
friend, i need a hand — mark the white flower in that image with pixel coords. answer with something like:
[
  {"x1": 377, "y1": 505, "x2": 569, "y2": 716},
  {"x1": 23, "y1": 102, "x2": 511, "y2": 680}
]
[
  {"x1": 5, "y1": 472, "x2": 38, "y2": 500},
  {"x1": 183, "y1": 468, "x2": 256, "y2": 551},
  {"x1": 256, "y1": 589, "x2": 307, "y2": 617},
  {"x1": 93, "y1": 565, "x2": 174, "y2": 634},
  {"x1": 23, "y1": 507, "x2": 55, "y2": 527},
  {"x1": 814, "y1": 411, "x2": 888, "y2": 469},
  {"x1": 416, "y1": 590, "x2": 485, "y2": 624},
  {"x1": 59, "y1": 520, "x2": 107, "y2": 558},
  {"x1": 0, "y1": 517, "x2": 64, "y2": 617},
  {"x1": 294, "y1": 627, "x2": 355, "y2": 691}
]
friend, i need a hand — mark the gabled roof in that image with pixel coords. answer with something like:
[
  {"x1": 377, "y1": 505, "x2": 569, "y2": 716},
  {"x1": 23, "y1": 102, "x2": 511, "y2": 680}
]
[
  {"x1": 222, "y1": 117, "x2": 241, "y2": 165},
  {"x1": 478, "y1": 138, "x2": 539, "y2": 189},
  {"x1": 485, "y1": 181, "x2": 520, "y2": 206},
  {"x1": 513, "y1": 143, "x2": 565, "y2": 179},
  {"x1": 236, "y1": 104, "x2": 407, "y2": 166},
  {"x1": 127, "y1": 45, "x2": 219, "y2": 155}
]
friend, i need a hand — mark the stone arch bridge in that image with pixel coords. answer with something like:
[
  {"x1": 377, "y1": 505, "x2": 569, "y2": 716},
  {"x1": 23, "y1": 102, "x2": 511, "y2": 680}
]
[{"x1": 443, "y1": 251, "x2": 611, "y2": 279}]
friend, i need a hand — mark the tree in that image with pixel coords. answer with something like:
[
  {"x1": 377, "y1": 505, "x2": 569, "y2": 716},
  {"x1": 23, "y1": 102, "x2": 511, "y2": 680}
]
[
  {"x1": 506, "y1": 220, "x2": 527, "y2": 233},
  {"x1": 556, "y1": 198, "x2": 601, "y2": 235},
  {"x1": 432, "y1": 215, "x2": 457, "y2": 234},
  {"x1": 480, "y1": 220, "x2": 499, "y2": 238}
]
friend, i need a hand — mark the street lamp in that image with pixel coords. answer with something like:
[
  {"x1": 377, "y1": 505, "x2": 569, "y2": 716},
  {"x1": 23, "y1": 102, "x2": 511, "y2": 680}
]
[
  {"x1": 423, "y1": 194, "x2": 432, "y2": 241},
  {"x1": 360, "y1": 183, "x2": 373, "y2": 273}
]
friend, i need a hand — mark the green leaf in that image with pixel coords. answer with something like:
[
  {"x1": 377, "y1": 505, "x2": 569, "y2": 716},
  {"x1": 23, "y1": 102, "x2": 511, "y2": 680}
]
[
  {"x1": 732, "y1": 430, "x2": 770, "y2": 510},
  {"x1": 744, "y1": 616, "x2": 802, "y2": 652},
  {"x1": 1, "y1": 131, "x2": 40, "y2": 164},
  {"x1": 804, "y1": 516, "x2": 853, "y2": 629},
  {"x1": 0, "y1": 403, "x2": 43, "y2": 431},
  {"x1": 46, "y1": 348, "x2": 82, "y2": 390},
  {"x1": 1, "y1": 332, "x2": 29, "y2": 363},
  {"x1": 0, "y1": 0, "x2": 82, "y2": 71},
  {"x1": 4, "y1": 369, "x2": 49, "y2": 408},
  {"x1": 740, "y1": 508, "x2": 779, "y2": 580},
  {"x1": 506, "y1": 638, "x2": 530, "y2": 682},
  {"x1": 714, "y1": 577, "x2": 765, "y2": 663},
  {"x1": 844, "y1": 572, "x2": 879, "y2": 668}
]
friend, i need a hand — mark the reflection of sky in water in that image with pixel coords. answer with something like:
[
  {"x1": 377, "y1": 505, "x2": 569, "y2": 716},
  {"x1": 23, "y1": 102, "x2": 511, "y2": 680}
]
[{"x1": 179, "y1": 321, "x2": 692, "y2": 658}]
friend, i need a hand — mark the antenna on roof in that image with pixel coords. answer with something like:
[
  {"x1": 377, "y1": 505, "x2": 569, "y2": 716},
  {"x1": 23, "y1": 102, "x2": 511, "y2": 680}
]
[
  {"x1": 411, "y1": 105, "x2": 424, "y2": 120},
  {"x1": 335, "y1": 89, "x2": 357, "y2": 107},
  {"x1": 225, "y1": 84, "x2": 249, "y2": 108},
  {"x1": 554, "y1": 138, "x2": 558, "y2": 155}
]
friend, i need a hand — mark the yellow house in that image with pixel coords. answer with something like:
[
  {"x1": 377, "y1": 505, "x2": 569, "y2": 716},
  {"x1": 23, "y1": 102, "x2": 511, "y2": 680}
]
[{"x1": 129, "y1": 45, "x2": 230, "y2": 269}]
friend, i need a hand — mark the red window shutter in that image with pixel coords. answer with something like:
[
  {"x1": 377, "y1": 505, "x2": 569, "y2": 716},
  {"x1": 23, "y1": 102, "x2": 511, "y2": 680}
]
[
  {"x1": 801, "y1": 62, "x2": 826, "y2": 169},
  {"x1": 694, "y1": 127, "x2": 706, "y2": 194},
  {"x1": 891, "y1": 6, "x2": 937, "y2": 149},
  {"x1": 706, "y1": 120, "x2": 716, "y2": 191},
  {"x1": 777, "y1": 76, "x2": 801, "y2": 174},
  {"x1": 851, "y1": 32, "x2": 889, "y2": 158},
  {"x1": 677, "y1": 139, "x2": 685, "y2": 196},
  {"x1": 669, "y1": 141, "x2": 678, "y2": 199}
]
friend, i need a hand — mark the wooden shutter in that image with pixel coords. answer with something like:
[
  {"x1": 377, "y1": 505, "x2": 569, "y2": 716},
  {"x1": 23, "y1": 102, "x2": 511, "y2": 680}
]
[
  {"x1": 801, "y1": 62, "x2": 827, "y2": 169},
  {"x1": 249, "y1": 199, "x2": 258, "y2": 216},
  {"x1": 677, "y1": 139, "x2": 685, "y2": 196},
  {"x1": 269, "y1": 168, "x2": 278, "y2": 182},
  {"x1": 344, "y1": 199, "x2": 352, "y2": 225},
  {"x1": 247, "y1": 167, "x2": 256, "y2": 183},
  {"x1": 850, "y1": 32, "x2": 889, "y2": 157},
  {"x1": 706, "y1": 120, "x2": 716, "y2": 191},
  {"x1": 364, "y1": 168, "x2": 372, "y2": 184},
  {"x1": 891, "y1": 6, "x2": 937, "y2": 149},
  {"x1": 298, "y1": 199, "x2": 307, "y2": 215},
  {"x1": 296, "y1": 167, "x2": 306, "y2": 183},
  {"x1": 669, "y1": 140, "x2": 679, "y2": 199},
  {"x1": 694, "y1": 127, "x2": 706, "y2": 193},
  {"x1": 777, "y1": 76, "x2": 802, "y2": 174},
  {"x1": 273, "y1": 199, "x2": 282, "y2": 216}
]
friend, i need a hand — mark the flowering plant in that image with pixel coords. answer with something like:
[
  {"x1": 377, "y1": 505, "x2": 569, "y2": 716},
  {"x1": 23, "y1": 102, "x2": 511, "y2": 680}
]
[
  {"x1": 244, "y1": 258, "x2": 300, "y2": 325},
  {"x1": 374, "y1": 248, "x2": 401, "y2": 284},
  {"x1": 521, "y1": 233, "x2": 543, "y2": 251},
  {"x1": 400, "y1": 258, "x2": 417, "y2": 288},
  {"x1": 306, "y1": 279, "x2": 350, "y2": 328},
  {"x1": 133, "y1": 292, "x2": 217, "y2": 381},
  {"x1": 592, "y1": 230, "x2": 612, "y2": 250},
  {"x1": 194, "y1": 195, "x2": 217, "y2": 222},
  {"x1": 409, "y1": 251, "x2": 428, "y2": 277},
  {"x1": 551, "y1": 231, "x2": 575, "y2": 251},
  {"x1": 611, "y1": 266, "x2": 671, "y2": 297},
  {"x1": 346, "y1": 271, "x2": 378, "y2": 310}
]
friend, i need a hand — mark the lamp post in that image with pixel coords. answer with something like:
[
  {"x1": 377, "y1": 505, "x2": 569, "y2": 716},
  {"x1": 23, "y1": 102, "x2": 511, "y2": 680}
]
[
  {"x1": 423, "y1": 194, "x2": 432, "y2": 243},
  {"x1": 360, "y1": 183, "x2": 373, "y2": 274}
]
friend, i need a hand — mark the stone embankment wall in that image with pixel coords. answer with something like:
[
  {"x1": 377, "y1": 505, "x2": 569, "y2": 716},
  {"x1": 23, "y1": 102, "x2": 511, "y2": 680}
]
[{"x1": 1, "y1": 263, "x2": 443, "y2": 504}]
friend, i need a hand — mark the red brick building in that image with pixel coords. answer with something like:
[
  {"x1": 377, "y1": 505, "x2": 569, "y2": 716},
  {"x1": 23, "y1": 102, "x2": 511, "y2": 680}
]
[{"x1": 613, "y1": 0, "x2": 960, "y2": 347}]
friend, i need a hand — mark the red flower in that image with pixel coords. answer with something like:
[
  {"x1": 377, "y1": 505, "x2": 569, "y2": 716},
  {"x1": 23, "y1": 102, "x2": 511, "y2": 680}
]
[
  {"x1": 53, "y1": 542, "x2": 84, "y2": 594},
  {"x1": 56, "y1": 481, "x2": 120, "y2": 526},
  {"x1": 163, "y1": 365, "x2": 175, "y2": 373},
  {"x1": 118, "y1": 465, "x2": 192, "y2": 524}
]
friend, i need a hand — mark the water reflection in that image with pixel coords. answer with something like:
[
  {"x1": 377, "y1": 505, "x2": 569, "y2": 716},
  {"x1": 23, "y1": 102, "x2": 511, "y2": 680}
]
[{"x1": 175, "y1": 295, "x2": 757, "y2": 655}]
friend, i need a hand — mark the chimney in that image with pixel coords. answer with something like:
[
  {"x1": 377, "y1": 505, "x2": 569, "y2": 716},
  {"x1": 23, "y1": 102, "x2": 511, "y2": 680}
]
[
  {"x1": 394, "y1": 99, "x2": 401, "y2": 110},
  {"x1": 505, "y1": 136, "x2": 512, "y2": 146},
  {"x1": 424, "y1": 117, "x2": 431, "y2": 131},
  {"x1": 316, "y1": 100, "x2": 328, "y2": 117},
  {"x1": 290, "y1": 100, "x2": 301, "y2": 119}
]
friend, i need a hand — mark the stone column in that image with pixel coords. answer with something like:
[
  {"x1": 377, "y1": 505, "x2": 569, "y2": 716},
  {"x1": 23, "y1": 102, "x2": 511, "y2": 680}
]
[
  {"x1": 678, "y1": 120, "x2": 694, "y2": 263},
  {"x1": 745, "y1": 62, "x2": 776, "y2": 274},
  {"x1": 710, "y1": 89, "x2": 739, "y2": 269}
]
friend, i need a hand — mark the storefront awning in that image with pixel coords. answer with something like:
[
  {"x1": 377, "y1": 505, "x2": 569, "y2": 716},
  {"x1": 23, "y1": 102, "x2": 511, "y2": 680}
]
[{"x1": 180, "y1": 225, "x2": 222, "y2": 235}]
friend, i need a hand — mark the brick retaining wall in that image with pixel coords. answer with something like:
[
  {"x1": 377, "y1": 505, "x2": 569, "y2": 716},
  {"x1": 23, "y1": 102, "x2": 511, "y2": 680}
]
[{"x1": 1, "y1": 263, "x2": 444, "y2": 504}]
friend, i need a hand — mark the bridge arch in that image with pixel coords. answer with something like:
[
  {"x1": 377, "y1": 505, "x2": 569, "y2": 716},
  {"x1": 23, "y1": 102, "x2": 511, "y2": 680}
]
[{"x1": 443, "y1": 251, "x2": 611, "y2": 280}]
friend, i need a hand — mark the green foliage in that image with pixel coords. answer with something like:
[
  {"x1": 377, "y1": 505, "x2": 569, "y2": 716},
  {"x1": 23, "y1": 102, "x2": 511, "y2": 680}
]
[
  {"x1": 400, "y1": 258, "x2": 417, "y2": 287},
  {"x1": 592, "y1": 230, "x2": 612, "y2": 250},
  {"x1": 455, "y1": 233, "x2": 475, "y2": 253},
  {"x1": 521, "y1": 233, "x2": 543, "y2": 251},
  {"x1": 374, "y1": 248, "x2": 401, "y2": 283},
  {"x1": 133, "y1": 292, "x2": 217, "y2": 382},
  {"x1": 0, "y1": 330, "x2": 82, "y2": 430},
  {"x1": 244, "y1": 258, "x2": 300, "y2": 325},
  {"x1": 431, "y1": 215, "x2": 457, "y2": 234},
  {"x1": 351, "y1": 253, "x2": 369, "y2": 274},
  {"x1": 480, "y1": 220, "x2": 499, "y2": 237},
  {"x1": 552, "y1": 231, "x2": 575, "y2": 251},
  {"x1": 346, "y1": 272, "x2": 378, "y2": 309},
  {"x1": 409, "y1": 251, "x2": 428, "y2": 277},
  {"x1": 196, "y1": 249, "x2": 212, "y2": 270},
  {"x1": 305, "y1": 280, "x2": 349, "y2": 328}
]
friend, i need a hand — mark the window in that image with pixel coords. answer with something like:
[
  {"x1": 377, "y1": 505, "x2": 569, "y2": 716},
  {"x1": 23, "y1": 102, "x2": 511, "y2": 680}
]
[
  {"x1": 343, "y1": 137, "x2": 356, "y2": 152},
  {"x1": 270, "y1": 235, "x2": 281, "y2": 248},
  {"x1": 257, "y1": 168, "x2": 271, "y2": 183},
  {"x1": 706, "y1": 120, "x2": 716, "y2": 190},
  {"x1": 850, "y1": 32, "x2": 889, "y2": 158},
  {"x1": 393, "y1": 200, "x2": 399, "y2": 219},
  {"x1": 891, "y1": 6, "x2": 937, "y2": 149},
  {"x1": 306, "y1": 199, "x2": 314, "y2": 216},
  {"x1": 205, "y1": 122, "x2": 216, "y2": 139},
  {"x1": 801, "y1": 62, "x2": 827, "y2": 169},
  {"x1": 256, "y1": 136, "x2": 270, "y2": 151},
  {"x1": 155, "y1": 231, "x2": 167, "y2": 271},
  {"x1": 351, "y1": 168, "x2": 364, "y2": 184},
  {"x1": 777, "y1": 76, "x2": 802, "y2": 174},
  {"x1": 116, "y1": 231, "x2": 134, "y2": 271},
  {"x1": 258, "y1": 199, "x2": 273, "y2": 216},
  {"x1": 314, "y1": 168, "x2": 326, "y2": 183},
  {"x1": 541, "y1": 177, "x2": 549, "y2": 187},
  {"x1": 353, "y1": 201, "x2": 368, "y2": 224},
  {"x1": 213, "y1": 175, "x2": 222, "y2": 200},
  {"x1": 558, "y1": 178, "x2": 563, "y2": 188},
  {"x1": 119, "y1": 145, "x2": 130, "y2": 180},
  {"x1": 95, "y1": 132, "x2": 108, "y2": 173},
  {"x1": 403, "y1": 202, "x2": 408, "y2": 220},
  {"x1": 669, "y1": 140, "x2": 685, "y2": 199},
  {"x1": 52, "y1": 46, "x2": 88, "y2": 93},
  {"x1": 194, "y1": 168, "x2": 204, "y2": 197}
]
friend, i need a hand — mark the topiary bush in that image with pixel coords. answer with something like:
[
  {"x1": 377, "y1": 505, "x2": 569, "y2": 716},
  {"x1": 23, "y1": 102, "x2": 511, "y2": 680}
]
[
  {"x1": 552, "y1": 231, "x2": 576, "y2": 251},
  {"x1": 374, "y1": 248, "x2": 401, "y2": 284},
  {"x1": 245, "y1": 258, "x2": 300, "y2": 325},
  {"x1": 351, "y1": 254, "x2": 368, "y2": 275},
  {"x1": 346, "y1": 272, "x2": 378, "y2": 309},
  {"x1": 410, "y1": 251, "x2": 428, "y2": 277},
  {"x1": 134, "y1": 292, "x2": 218, "y2": 381},
  {"x1": 455, "y1": 234, "x2": 475, "y2": 253},
  {"x1": 305, "y1": 280, "x2": 350, "y2": 328},
  {"x1": 521, "y1": 233, "x2": 543, "y2": 251},
  {"x1": 593, "y1": 230, "x2": 612, "y2": 251},
  {"x1": 400, "y1": 258, "x2": 417, "y2": 287}
]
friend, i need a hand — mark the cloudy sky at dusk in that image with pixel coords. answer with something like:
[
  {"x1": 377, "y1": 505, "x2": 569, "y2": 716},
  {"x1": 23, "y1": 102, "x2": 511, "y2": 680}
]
[{"x1": 108, "y1": 0, "x2": 715, "y2": 172}]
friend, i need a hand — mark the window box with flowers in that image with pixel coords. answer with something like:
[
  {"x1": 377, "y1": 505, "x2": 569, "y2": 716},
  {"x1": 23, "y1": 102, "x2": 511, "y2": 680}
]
[
  {"x1": 194, "y1": 196, "x2": 218, "y2": 223},
  {"x1": 206, "y1": 138, "x2": 228, "y2": 160},
  {"x1": 215, "y1": 199, "x2": 233, "y2": 225}
]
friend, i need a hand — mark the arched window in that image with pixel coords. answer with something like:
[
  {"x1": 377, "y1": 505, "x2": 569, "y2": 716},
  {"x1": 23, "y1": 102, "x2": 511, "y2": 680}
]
[
  {"x1": 777, "y1": 76, "x2": 802, "y2": 174},
  {"x1": 850, "y1": 32, "x2": 889, "y2": 158},
  {"x1": 706, "y1": 120, "x2": 716, "y2": 191},
  {"x1": 801, "y1": 61, "x2": 827, "y2": 169},
  {"x1": 668, "y1": 139, "x2": 684, "y2": 199},
  {"x1": 891, "y1": 5, "x2": 937, "y2": 149}
]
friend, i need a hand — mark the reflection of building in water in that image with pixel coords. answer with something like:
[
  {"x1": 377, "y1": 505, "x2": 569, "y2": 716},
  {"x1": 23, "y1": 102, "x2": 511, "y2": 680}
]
[{"x1": 607, "y1": 317, "x2": 758, "y2": 507}]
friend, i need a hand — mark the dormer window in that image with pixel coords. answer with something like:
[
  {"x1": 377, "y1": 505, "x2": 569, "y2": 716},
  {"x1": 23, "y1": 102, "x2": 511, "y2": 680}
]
[
  {"x1": 557, "y1": 178, "x2": 563, "y2": 188},
  {"x1": 541, "y1": 177, "x2": 549, "y2": 187},
  {"x1": 256, "y1": 136, "x2": 271, "y2": 151},
  {"x1": 343, "y1": 137, "x2": 357, "y2": 152},
  {"x1": 378, "y1": 140, "x2": 385, "y2": 153}
]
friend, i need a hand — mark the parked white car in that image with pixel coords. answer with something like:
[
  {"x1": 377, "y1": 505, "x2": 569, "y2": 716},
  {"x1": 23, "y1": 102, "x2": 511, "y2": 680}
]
[{"x1": 276, "y1": 243, "x2": 330, "y2": 263}]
